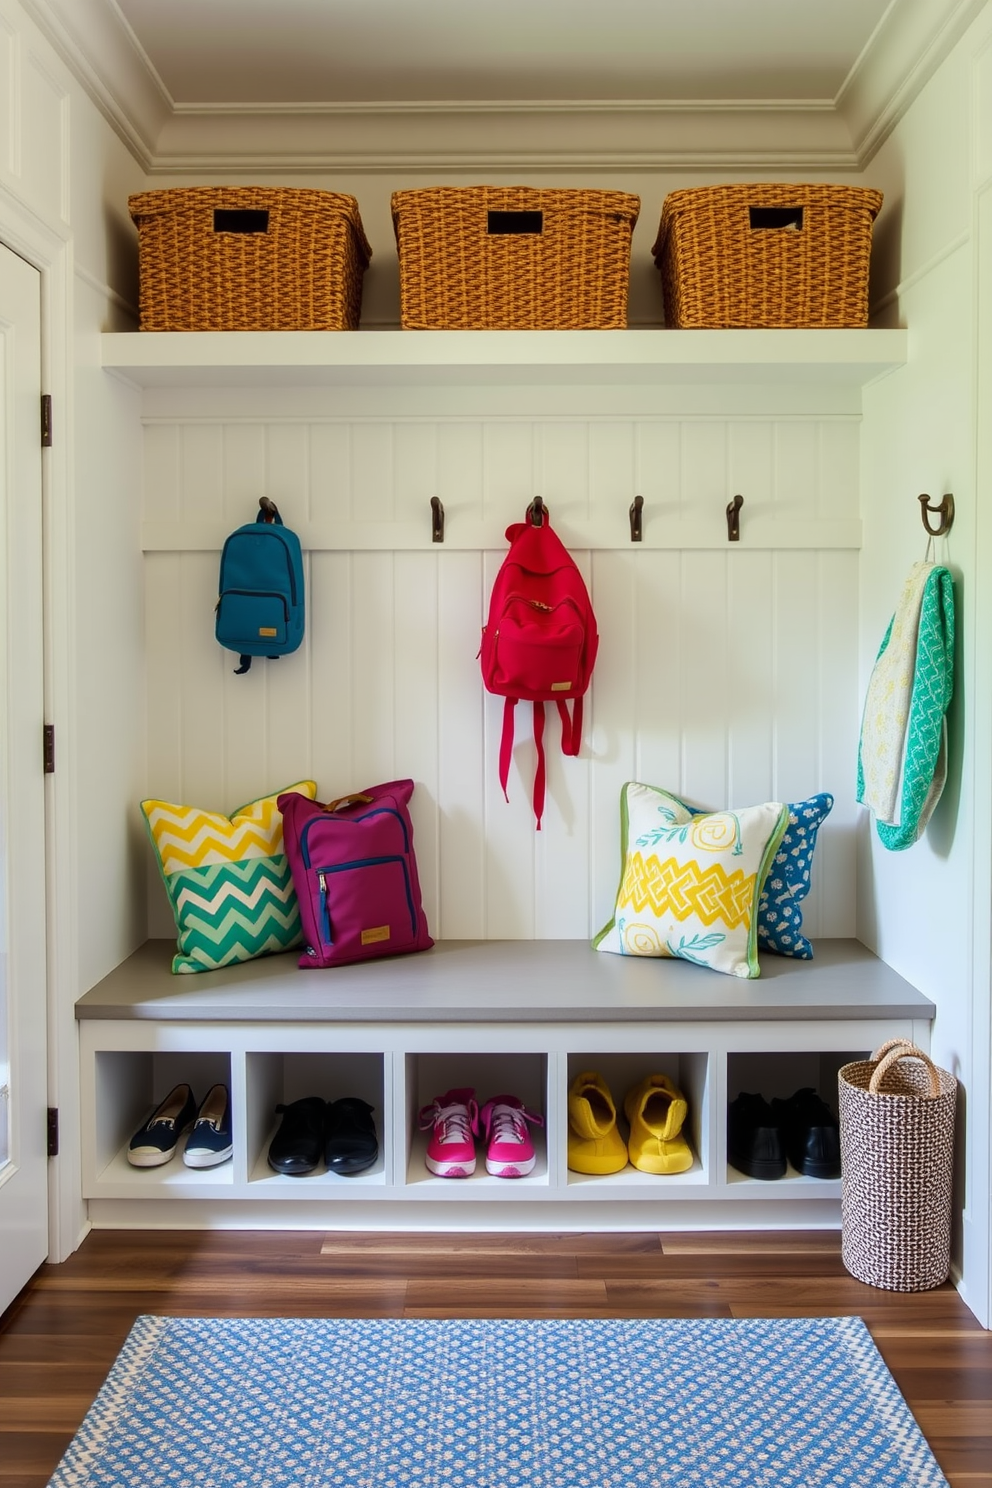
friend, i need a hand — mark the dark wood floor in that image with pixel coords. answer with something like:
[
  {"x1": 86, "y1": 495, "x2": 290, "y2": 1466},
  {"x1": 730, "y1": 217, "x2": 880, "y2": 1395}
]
[{"x1": 0, "y1": 1228, "x2": 989, "y2": 1487}]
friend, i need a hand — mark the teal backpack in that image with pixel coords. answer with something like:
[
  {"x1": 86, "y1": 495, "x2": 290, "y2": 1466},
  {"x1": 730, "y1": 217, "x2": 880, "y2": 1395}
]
[{"x1": 215, "y1": 499, "x2": 305, "y2": 674}]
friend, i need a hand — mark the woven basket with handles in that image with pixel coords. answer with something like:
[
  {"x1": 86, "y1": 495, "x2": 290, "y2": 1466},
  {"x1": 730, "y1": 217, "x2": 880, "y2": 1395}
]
[
  {"x1": 128, "y1": 187, "x2": 372, "y2": 332},
  {"x1": 391, "y1": 186, "x2": 640, "y2": 330},
  {"x1": 839, "y1": 1039, "x2": 957, "y2": 1292},
  {"x1": 652, "y1": 183, "x2": 882, "y2": 328}
]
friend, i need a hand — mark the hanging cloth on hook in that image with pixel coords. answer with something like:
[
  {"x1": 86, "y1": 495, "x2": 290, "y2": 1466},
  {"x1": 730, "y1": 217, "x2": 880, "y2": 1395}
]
[{"x1": 857, "y1": 561, "x2": 955, "y2": 850}]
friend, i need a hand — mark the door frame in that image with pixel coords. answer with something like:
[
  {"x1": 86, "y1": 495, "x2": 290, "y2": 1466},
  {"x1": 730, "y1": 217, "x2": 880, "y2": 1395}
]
[
  {"x1": 973, "y1": 177, "x2": 992, "y2": 1332},
  {"x1": 0, "y1": 184, "x2": 83, "y2": 1265}
]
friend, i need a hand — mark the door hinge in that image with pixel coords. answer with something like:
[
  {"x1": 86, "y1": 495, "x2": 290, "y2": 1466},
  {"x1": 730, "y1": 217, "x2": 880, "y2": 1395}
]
[
  {"x1": 47, "y1": 1107, "x2": 59, "y2": 1158},
  {"x1": 43, "y1": 724, "x2": 55, "y2": 774},
  {"x1": 41, "y1": 394, "x2": 52, "y2": 448}
]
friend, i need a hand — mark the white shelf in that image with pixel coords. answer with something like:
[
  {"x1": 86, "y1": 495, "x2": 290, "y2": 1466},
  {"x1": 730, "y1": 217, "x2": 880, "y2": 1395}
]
[
  {"x1": 565, "y1": 1151, "x2": 707, "y2": 1191},
  {"x1": 724, "y1": 1163, "x2": 842, "y2": 1198},
  {"x1": 93, "y1": 1136, "x2": 236, "y2": 1201},
  {"x1": 101, "y1": 328, "x2": 908, "y2": 389},
  {"x1": 248, "y1": 1123, "x2": 387, "y2": 1193},
  {"x1": 405, "y1": 1127, "x2": 550, "y2": 1194}
]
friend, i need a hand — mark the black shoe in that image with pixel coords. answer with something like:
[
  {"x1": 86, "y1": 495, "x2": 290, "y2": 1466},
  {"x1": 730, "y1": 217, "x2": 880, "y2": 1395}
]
[
  {"x1": 324, "y1": 1097, "x2": 379, "y2": 1175},
  {"x1": 267, "y1": 1097, "x2": 326, "y2": 1175},
  {"x1": 727, "y1": 1092, "x2": 786, "y2": 1180},
  {"x1": 773, "y1": 1088, "x2": 841, "y2": 1179}
]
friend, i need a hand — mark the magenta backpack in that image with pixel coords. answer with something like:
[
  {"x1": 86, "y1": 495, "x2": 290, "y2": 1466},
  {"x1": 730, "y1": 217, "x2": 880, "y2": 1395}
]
[
  {"x1": 278, "y1": 780, "x2": 433, "y2": 969},
  {"x1": 480, "y1": 505, "x2": 599, "y2": 829}
]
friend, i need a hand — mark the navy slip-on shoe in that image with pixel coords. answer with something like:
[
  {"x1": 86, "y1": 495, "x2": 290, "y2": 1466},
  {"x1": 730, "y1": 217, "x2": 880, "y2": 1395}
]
[
  {"x1": 183, "y1": 1082, "x2": 234, "y2": 1169},
  {"x1": 128, "y1": 1083, "x2": 197, "y2": 1167},
  {"x1": 324, "y1": 1097, "x2": 379, "y2": 1176},
  {"x1": 267, "y1": 1096, "x2": 327, "y2": 1175}
]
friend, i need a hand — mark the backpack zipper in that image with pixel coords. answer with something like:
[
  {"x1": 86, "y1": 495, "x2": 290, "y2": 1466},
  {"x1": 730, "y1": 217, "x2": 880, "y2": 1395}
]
[
  {"x1": 301, "y1": 806, "x2": 410, "y2": 868},
  {"x1": 491, "y1": 593, "x2": 583, "y2": 639},
  {"x1": 222, "y1": 529, "x2": 297, "y2": 606},
  {"x1": 317, "y1": 855, "x2": 416, "y2": 943}
]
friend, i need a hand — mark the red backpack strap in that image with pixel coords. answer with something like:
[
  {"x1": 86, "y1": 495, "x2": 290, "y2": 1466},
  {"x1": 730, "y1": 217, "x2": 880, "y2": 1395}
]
[
  {"x1": 532, "y1": 701, "x2": 546, "y2": 830},
  {"x1": 499, "y1": 697, "x2": 517, "y2": 803},
  {"x1": 501, "y1": 697, "x2": 548, "y2": 829},
  {"x1": 556, "y1": 696, "x2": 583, "y2": 757}
]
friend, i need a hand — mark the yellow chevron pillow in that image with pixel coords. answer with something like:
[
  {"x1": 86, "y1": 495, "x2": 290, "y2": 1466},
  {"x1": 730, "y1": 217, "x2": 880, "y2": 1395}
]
[
  {"x1": 593, "y1": 782, "x2": 789, "y2": 978},
  {"x1": 141, "y1": 781, "x2": 318, "y2": 974}
]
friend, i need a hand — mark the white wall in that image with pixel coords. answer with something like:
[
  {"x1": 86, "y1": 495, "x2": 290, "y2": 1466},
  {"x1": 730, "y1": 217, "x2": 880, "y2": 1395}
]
[
  {"x1": 0, "y1": 0, "x2": 147, "y2": 1256},
  {"x1": 140, "y1": 402, "x2": 860, "y2": 945},
  {"x1": 858, "y1": 0, "x2": 992, "y2": 1325}
]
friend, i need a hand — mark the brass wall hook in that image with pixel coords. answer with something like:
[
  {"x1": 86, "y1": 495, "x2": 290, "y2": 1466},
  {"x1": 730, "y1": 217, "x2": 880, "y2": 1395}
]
[
  {"x1": 527, "y1": 496, "x2": 547, "y2": 526},
  {"x1": 918, "y1": 492, "x2": 954, "y2": 538},
  {"x1": 430, "y1": 496, "x2": 444, "y2": 543},
  {"x1": 629, "y1": 494, "x2": 643, "y2": 542},
  {"x1": 726, "y1": 493, "x2": 743, "y2": 542}
]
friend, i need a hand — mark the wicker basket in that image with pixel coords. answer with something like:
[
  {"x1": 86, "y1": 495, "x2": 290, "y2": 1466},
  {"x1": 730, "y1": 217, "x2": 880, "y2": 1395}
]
[
  {"x1": 652, "y1": 183, "x2": 883, "y2": 329},
  {"x1": 838, "y1": 1040, "x2": 957, "y2": 1292},
  {"x1": 391, "y1": 186, "x2": 640, "y2": 330},
  {"x1": 128, "y1": 187, "x2": 372, "y2": 332}
]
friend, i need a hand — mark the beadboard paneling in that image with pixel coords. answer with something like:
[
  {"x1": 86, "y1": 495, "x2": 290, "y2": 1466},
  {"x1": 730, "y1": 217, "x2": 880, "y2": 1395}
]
[{"x1": 144, "y1": 413, "x2": 860, "y2": 943}]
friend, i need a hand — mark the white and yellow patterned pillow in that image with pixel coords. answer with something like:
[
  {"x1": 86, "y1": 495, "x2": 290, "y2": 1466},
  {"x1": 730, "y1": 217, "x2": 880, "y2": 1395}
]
[
  {"x1": 593, "y1": 783, "x2": 789, "y2": 978},
  {"x1": 142, "y1": 781, "x2": 317, "y2": 974}
]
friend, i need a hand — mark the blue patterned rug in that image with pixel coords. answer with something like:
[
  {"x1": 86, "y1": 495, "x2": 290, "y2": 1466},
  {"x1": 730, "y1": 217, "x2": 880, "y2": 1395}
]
[{"x1": 50, "y1": 1315, "x2": 946, "y2": 1487}]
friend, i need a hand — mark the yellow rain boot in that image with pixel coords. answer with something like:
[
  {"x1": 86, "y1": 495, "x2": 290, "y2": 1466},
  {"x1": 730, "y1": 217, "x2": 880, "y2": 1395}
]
[
  {"x1": 567, "y1": 1071, "x2": 628, "y2": 1175},
  {"x1": 624, "y1": 1074, "x2": 693, "y2": 1175}
]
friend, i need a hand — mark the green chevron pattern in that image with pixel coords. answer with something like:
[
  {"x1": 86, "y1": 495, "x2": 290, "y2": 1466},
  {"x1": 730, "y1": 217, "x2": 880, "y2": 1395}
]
[
  {"x1": 166, "y1": 855, "x2": 302, "y2": 973},
  {"x1": 858, "y1": 565, "x2": 955, "y2": 852}
]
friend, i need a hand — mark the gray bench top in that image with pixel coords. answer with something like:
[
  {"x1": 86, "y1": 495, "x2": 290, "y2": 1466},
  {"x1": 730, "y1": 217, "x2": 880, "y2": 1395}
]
[{"x1": 74, "y1": 938, "x2": 935, "y2": 1024}]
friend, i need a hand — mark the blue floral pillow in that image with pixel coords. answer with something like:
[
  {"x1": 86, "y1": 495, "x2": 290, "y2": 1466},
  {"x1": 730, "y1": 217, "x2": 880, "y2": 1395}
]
[{"x1": 757, "y1": 793, "x2": 834, "y2": 959}]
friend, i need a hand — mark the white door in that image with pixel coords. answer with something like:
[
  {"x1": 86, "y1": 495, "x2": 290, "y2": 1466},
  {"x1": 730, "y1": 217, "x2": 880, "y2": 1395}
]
[{"x1": 0, "y1": 243, "x2": 48, "y2": 1313}]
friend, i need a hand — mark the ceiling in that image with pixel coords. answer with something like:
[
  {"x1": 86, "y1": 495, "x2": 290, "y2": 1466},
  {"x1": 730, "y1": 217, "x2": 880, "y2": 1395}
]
[
  {"x1": 26, "y1": 0, "x2": 985, "y2": 170},
  {"x1": 111, "y1": 0, "x2": 894, "y2": 107}
]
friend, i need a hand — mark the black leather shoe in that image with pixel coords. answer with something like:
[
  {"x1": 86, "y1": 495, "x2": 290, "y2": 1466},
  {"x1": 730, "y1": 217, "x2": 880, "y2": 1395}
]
[
  {"x1": 773, "y1": 1088, "x2": 841, "y2": 1179},
  {"x1": 324, "y1": 1097, "x2": 379, "y2": 1175},
  {"x1": 267, "y1": 1096, "x2": 326, "y2": 1175},
  {"x1": 727, "y1": 1092, "x2": 785, "y2": 1180}
]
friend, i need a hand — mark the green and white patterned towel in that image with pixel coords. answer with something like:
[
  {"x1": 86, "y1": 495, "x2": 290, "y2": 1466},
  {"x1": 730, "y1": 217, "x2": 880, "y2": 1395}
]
[{"x1": 857, "y1": 561, "x2": 955, "y2": 851}]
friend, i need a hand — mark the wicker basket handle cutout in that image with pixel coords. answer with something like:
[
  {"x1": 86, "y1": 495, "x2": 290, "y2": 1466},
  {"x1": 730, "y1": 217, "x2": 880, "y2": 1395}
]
[{"x1": 868, "y1": 1042, "x2": 942, "y2": 1097}]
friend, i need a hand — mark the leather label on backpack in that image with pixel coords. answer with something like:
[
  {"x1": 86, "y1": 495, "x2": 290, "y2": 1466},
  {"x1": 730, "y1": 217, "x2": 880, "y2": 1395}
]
[
  {"x1": 361, "y1": 925, "x2": 391, "y2": 945},
  {"x1": 551, "y1": 680, "x2": 572, "y2": 691},
  {"x1": 258, "y1": 627, "x2": 278, "y2": 637}
]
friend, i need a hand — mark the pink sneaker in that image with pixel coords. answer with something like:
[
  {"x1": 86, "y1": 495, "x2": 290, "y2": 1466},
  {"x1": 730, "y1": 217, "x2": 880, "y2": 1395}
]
[
  {"x1": 419, "y1": 1088, "x2": 479, "y2": 1177},
  {"x1": 478, "y1": 1095, "x2": 544, "y2": 1178}
]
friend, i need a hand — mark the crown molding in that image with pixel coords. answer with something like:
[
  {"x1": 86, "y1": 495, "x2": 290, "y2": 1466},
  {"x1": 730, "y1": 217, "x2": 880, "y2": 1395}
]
[
  {"x1": 20, "y1": 0, "x2": 988, "y2": 174},
  {"x1": 836, "y1": 0, "x2": 989, "y2": 162},
  {"x1": 16, "y1": 0, "x2": 171, "y2": 167},
  {"x1": 149, "y1": 100, "x2": 857, "y2": 175}
]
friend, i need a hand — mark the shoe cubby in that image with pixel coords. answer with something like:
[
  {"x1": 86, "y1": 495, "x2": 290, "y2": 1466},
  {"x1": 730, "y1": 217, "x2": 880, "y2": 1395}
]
[
  {"x1": 78, "y1": 939, "x2": 935, "y2": 1225},
  {"x1": 403, "y1": 1052, "x2": 550, "y2": 1190},
  {"x1": 724, "y1": 1049, "x2": 868, "y2": 1189},
  {"x1": 246, "y1": 1051, "x2": 387, "y2": 1189},
  {"x1": 565, "y1": 1051, "x2": 709, "y2": 1187},
  {"x1": 86, "y1": 1048, "x2": 234, "y2": 1193}
]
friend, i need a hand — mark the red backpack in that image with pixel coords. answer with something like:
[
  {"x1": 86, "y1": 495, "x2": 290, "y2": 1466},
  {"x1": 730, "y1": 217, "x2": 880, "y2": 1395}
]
[{"x1": 480, "y1": 505, "x2": 598, "y2": 829}]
